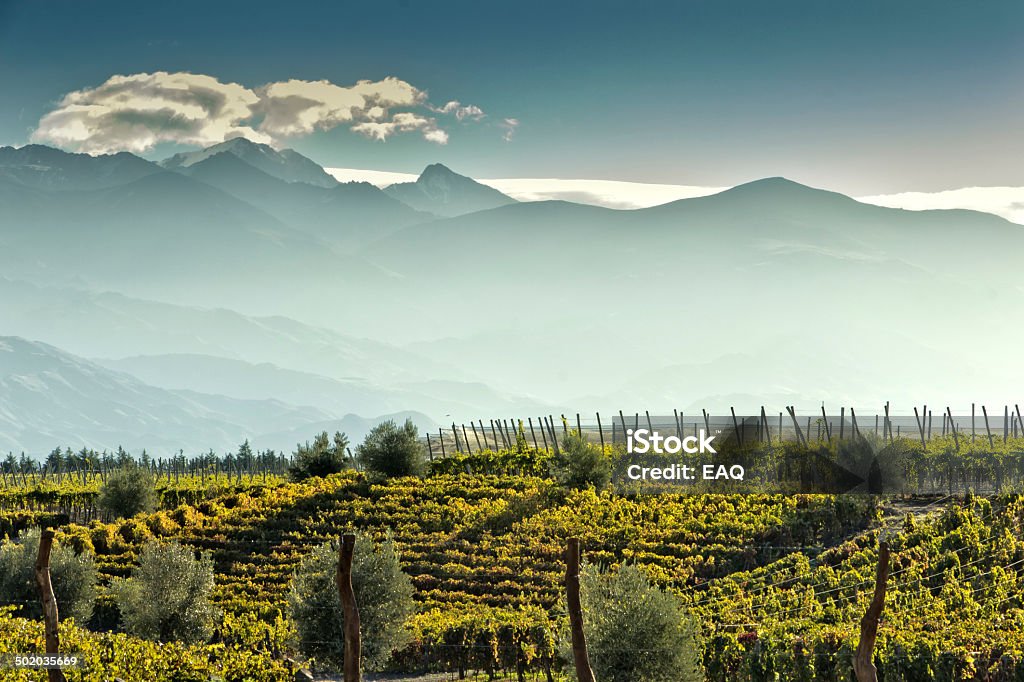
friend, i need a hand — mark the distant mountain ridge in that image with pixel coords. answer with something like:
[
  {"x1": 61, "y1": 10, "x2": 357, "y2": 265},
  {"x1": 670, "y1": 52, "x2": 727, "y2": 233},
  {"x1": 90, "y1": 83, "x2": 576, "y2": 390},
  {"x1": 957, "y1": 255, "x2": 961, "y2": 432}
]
[
  {"x1": 384, "y1": 163, "x2": 517, "y2": 217},
  {"x1": 161, "y1": 137, "x2": 338, "y2": 188},
  {"x1": 0, "y1": 336, "x2": 331, "y2": 454},
  {"x1": 0, "y1": 144, "x2": 160, "y2": 190}
]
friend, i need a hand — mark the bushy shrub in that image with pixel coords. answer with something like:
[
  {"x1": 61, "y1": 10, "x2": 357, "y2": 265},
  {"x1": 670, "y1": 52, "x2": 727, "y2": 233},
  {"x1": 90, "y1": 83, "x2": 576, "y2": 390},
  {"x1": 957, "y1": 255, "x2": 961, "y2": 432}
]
[
  {"x1": 0, "y1": 527, "x2": 97, "y2": 622},
  {"x1": 98, "y1": 466, "x2": 157, "y2": 519},
  {"x1": 356, "y1": 419, "x2": 424, "y2": 478},
  {"x1": 577, "y1": 563, "x2": 702, "y2": 682},
  {"x1": 111, "y1": 541, "x2": 220, "y2": 643},
  {"x1": 290, "y1": 431, "x2": 351, "y2": 481},
  {"x1": 552, "y1": 431, "x2": 611, "y2": 489},
  {"x1": 287, "y1": 534, "x2": 415, "y2": 670}
]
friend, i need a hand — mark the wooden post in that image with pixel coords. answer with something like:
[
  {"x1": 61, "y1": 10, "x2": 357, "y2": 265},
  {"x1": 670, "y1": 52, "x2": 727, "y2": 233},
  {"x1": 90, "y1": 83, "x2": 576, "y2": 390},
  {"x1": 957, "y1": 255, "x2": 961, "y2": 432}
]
[
  {"x1": 438, "y1": 428, "x2": 447, "y2": 458},
  {"x1": 425, "y1": 434, "x2": 434, "y2": 462},
  {"x1": 539, "y1": 417, "x2": 549, "y2": 451},
  {"x1": 528, "y1": 418, "x2": 539, "y2": 449},
  {"x1": 913, "y1": 407, "x2": 926, "y2": 450},
  {"x1": 702, "y1": 409, "x2": 711, "y2": 434},
  {"x1": 471, "y1": 422, "x2": 484, "y2": 451},
  {"x1": 452, "y1": 423, "x2": 462, "y2": 454},
  {"x1": 786, "y1": 407, "x2": 806, "y2": 446},
  {"x1": 853, "y1": 541, "x2": 890, "y2": 682},
  {"x1": 462, "y1": 425, "x2": 472, "y2": 453},
  {"x1": 564, "y1": 539, "x2": 596, "y2": 682},
  {"x1": 35, "y1": 528, "x2": 67, "y2": 682},
  {"x1": 840, "y1": 407, "x2": 846, "y2": 440},
  {"x1": 577, "y1": 413, "x2": 583, "y2": 439},
  {"x1": 336, "y1": 535, "x2": 362, "y2": 682},
  {"x1": 596, "y1": 412, "x2": 605, "y2": 450},
  {"x1": 1004, "y1": 406, "x2": 1009, "y2": 444},
  {"x1": 947, "y1": 407, "x2": 959, "y2": 450},
  {"x1": 821, "y1": 405, "x2": 832, "y2": 444},
  {"x1": 673, "y1": 409, "x2": 682, "y2": 440},
  {"x1": 760, "y1": 406, "x2": 772, "y2": 446},
  {"x1": 731, "y1": 407, "x2": 743, "y2": 447},
  {"x1": 982, "y1": 406, "x2": 994, "y2": 449},
  {"x1": 645, "y1": 410, "x2": 653, "y2": 432}
]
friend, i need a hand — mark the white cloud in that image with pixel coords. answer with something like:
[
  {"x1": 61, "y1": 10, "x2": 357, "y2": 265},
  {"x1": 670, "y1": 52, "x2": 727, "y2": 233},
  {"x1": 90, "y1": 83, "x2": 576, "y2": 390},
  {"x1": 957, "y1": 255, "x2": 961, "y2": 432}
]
[
  {"x1": 33, "y1": 71, "x2": 486, "y2": 153},
  {"x1": 499, "y1": 117, "x2": 519, "y2": 142},
  {"x1": 32, "y1": 72, "x2": 271, "y2": 154},
  {"x1": 431, "y1": 100, "x2": 485, "y2": 121},
  {"x1": 857, "y1": 187, "x2": 1024, "y2": 224}
]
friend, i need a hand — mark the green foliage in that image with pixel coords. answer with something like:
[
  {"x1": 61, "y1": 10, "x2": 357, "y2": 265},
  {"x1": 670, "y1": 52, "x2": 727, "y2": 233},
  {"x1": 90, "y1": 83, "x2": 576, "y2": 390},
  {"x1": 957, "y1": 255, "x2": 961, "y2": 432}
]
[
  {"x1": 551, "y1": 430, "x2": 611, "y2": 489},
  {"x1": 287, "y1": 533, "x2": 415, "y2": 671},
  {"x1": 112, "y1": 540, "x2": 220, "y2": 644},
  {"x1": 98, "y1": 465, "x2": 157, "y2": 519},
  {"x1": 0, "y1": 527, "x2": 97, "y2": 623},
  {"x1": 578, "y1": 562, "x2": 703, "y2": 682},
  {"x1": 356, "y1": 418, "x2": 424, "y2": 478},
  {"x1": 290, "y1": 431, "x2": 351, "y2": 481}
]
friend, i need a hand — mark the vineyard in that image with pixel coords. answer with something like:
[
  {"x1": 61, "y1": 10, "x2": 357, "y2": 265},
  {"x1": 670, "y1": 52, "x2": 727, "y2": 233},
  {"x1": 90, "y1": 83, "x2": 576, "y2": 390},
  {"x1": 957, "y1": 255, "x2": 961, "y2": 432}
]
[{"x1": 1, "y1": 437, "x2": 1023, "y2": 681}]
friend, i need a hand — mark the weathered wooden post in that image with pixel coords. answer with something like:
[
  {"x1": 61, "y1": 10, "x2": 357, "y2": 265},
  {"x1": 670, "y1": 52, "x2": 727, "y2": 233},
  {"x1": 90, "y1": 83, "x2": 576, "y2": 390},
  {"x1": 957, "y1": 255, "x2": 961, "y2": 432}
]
[
  {"x1": 914, "y1": 407, "x2": 926, "y2": 450},
  {"x1": 565, "y1": 538, "x2": 596, "y2": 682},
  {"x1": 34, "y1": 528, "x2": 67, "y2": 682},
  {"x1": 596, "y1": 412, "x2": 605, "y2": 450},
  {"x1": 853, "y1": 540, "x2": 890, "y2": 682},
  {"x1": 981, "y1": 406, "x2": 994, "y2": 449},
  {"x1": 336, "y1": 534, "x2": 362, "y2": 682}
]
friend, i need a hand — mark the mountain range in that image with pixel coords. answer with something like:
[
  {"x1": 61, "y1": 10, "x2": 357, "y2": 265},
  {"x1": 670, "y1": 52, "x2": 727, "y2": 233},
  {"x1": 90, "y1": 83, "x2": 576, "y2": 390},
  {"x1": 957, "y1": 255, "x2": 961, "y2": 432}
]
[{"x1": 0, "y1": 138, "x2": 1021, "y2": 455}]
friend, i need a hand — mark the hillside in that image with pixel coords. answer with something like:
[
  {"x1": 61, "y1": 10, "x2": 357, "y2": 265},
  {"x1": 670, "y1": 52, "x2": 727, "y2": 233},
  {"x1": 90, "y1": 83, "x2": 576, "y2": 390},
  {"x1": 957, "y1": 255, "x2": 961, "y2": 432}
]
[
  {"x1": 1, "y1": 457, "x2": 1021, "y2": 680},
  {"x1": 0, "y1": 337, "x2": 329, "y2": 453}
]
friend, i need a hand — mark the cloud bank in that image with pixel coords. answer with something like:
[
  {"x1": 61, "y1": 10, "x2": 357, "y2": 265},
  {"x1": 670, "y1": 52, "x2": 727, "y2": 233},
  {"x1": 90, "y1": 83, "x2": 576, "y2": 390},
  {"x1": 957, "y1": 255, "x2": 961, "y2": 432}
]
[
  {"x1": 325, "y1": 167, "x2": 1024, "y2": 222},
  {"x1": 33, "y1": 72, "x2": 487, "y2": 153}
]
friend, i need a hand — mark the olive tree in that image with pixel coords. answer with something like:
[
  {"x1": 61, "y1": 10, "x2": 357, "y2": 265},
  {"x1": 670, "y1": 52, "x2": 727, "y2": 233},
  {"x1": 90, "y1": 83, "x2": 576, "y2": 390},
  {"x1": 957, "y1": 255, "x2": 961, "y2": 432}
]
[
  {"x1": 98, "y1": 465, "x2": 157, "y2": 519},
  {"x1": 356, "y1": 419, "x2": 424, "y2": 478},
  {"x1": 111, "y1": 541, "x2": 220, "y2": 643},
  {"x1": 576, "y1": 563, "x2": 702, "y2": 682},
  {"x1": 0, "y1": 527, "x2": 97, "y2": 622},
  {"x1": 287, "y1": 533, "x2": 415, "y2": 670}
]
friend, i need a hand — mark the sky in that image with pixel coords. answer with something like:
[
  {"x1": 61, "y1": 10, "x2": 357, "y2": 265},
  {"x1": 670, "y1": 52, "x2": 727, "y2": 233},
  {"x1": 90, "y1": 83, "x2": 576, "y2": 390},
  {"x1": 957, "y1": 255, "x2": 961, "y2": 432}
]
[{"x1": 1, "y1": 0, "x2": 1023, "y2": 195}]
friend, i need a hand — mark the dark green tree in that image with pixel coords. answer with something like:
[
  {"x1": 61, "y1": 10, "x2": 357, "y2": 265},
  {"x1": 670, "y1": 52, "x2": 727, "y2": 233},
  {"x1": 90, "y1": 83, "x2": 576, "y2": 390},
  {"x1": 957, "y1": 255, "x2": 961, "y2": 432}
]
[
  {"x1": 289, "y1": 431, "x2": 351, "y2": 481},
  {"x1": 98, "y1": 465, "x2": 158, "y2": 519},
  {"x1": 551, "y1": 430, "x2": 611, "y2": 489},
  {"x1": 356, "y1": 419, "x2": 424, "y2": 478}
]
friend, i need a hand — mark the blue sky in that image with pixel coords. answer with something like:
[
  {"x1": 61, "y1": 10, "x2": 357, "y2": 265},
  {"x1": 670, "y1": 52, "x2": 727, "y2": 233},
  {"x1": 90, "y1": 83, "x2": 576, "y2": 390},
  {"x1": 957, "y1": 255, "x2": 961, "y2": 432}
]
[{"x1": 1, "y1": 0, "x2": 1022, "y2": 193}]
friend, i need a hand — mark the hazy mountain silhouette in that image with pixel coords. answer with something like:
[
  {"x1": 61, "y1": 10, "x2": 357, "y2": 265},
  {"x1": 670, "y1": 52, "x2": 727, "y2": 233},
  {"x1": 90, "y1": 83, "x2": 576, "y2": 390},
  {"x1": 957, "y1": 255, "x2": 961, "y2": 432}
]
[
  {"x1": 161, "y1": 137, "x2": 338, "y2": 187},
  {"x1": 2, "y1": 146, "x2": 1023, "y2": 434},
  {"x1": 178, "y1": 150, "x2": 428, "y2": 249},
  {"x1": 384, "y1": 163, "x2": 517, "y2": 217},
  {"x1": 0, "y1": 336, "x2": 331, "y2": 454},
  {"x1": 0, "y1": 144, "x2": 160, "y2": 191}
]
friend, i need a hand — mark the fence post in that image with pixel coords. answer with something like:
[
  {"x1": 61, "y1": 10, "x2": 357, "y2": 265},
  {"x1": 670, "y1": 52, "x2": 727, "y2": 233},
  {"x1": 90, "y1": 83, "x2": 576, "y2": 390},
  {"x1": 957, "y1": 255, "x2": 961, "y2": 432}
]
[
  {"x1": 982, "y1": 406, "x2": 994, "y2": 449},
  {"x1": 35, "y1": 528, "x2": 67, "y2": 682},
  {"x1": 596, "y1": 412, "x2": 605, "y2": 450},
  {"x1": 336, "y1": 534, "x2": 362, "y2": 682},
  {"x1": 565, "y1": 538, "x2": 596, "y2": 682},
  {"x1": 853, "y1": 540, "x2": 890, "y2": 682}
]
